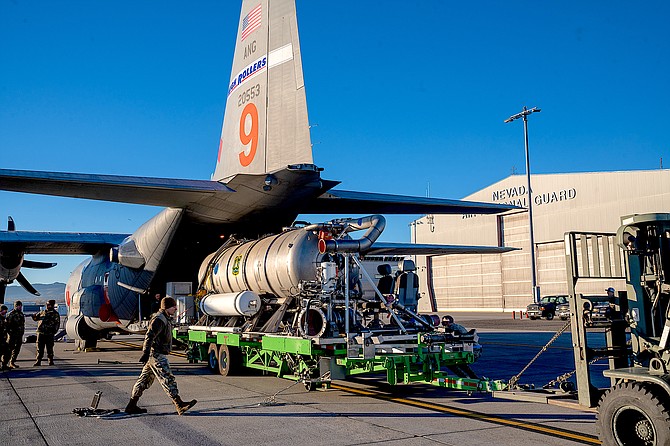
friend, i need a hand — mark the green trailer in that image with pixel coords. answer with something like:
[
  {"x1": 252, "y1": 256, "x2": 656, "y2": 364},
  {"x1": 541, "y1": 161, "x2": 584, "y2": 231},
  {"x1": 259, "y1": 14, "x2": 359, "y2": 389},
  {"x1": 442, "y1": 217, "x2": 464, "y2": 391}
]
[{"x1": 176, "y1": 327, "x2": 506, "y2": 392}]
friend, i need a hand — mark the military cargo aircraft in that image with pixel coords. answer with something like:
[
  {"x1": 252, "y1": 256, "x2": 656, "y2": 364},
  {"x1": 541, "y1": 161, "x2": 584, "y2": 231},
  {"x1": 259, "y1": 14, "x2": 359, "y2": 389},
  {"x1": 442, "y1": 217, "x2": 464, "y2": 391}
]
[{"x1": 0, "y1": 0, "x2": 515, "y2": 348}]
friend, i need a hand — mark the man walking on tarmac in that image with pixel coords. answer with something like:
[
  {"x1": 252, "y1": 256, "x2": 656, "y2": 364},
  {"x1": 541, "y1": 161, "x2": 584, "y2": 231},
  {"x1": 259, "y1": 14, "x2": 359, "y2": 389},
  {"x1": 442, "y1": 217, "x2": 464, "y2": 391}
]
[
  {"x1": 125, "y1": 296, "x2": 197, "y2": 415},
  {"x1": 32, "y1": 300, "x2": 60, "y2": 366},
  {"x1": 4, "y1": 300, "x2": 25, "y2": 368}
]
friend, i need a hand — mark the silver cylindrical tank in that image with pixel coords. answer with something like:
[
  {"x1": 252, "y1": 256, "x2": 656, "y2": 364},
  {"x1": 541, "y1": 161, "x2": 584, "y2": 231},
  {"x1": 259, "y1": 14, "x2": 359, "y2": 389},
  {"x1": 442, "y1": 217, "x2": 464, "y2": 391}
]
[
  {"x1": 198, "y1": 228, "x2": 325, "y2": 299},
  {"x1": 200, "y1": 291, "x2": 261, "y2": 317}
]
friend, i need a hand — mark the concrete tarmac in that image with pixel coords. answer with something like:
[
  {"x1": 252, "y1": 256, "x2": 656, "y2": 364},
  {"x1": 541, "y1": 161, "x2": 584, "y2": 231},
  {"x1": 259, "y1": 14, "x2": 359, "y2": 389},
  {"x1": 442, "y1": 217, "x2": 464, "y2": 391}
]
[{"x1": 0, "y1": 316, "x2": 603, "y2": 446}]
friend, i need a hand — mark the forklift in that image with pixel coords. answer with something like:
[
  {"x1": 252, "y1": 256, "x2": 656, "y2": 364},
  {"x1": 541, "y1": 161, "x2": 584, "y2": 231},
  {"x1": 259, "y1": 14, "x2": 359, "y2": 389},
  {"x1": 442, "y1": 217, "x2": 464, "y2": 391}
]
[{"x1": 565, "y1": 213, "x2": 670, "y2": 445}]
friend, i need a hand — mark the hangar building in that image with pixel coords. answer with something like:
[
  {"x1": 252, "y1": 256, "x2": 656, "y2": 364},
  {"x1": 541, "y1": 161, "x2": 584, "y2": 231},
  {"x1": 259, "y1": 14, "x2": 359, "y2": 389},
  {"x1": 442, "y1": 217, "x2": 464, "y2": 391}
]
[{"x1": 414, "y1": 170, "x2": 670, "y2": 312}]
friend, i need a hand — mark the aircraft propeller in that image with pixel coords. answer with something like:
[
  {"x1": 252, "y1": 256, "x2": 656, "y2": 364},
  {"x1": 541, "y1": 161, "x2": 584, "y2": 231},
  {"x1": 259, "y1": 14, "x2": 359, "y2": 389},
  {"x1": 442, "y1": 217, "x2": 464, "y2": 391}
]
[{"x1": 0, "y1": 216, "x2": 57, "y2": 303}]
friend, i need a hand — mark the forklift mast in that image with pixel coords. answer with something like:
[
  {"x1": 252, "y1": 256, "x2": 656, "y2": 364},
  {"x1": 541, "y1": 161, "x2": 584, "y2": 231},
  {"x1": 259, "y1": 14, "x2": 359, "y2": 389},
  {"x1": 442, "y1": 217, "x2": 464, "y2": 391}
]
[{"x1": 564, "y1": 230, "x2": 628, "y2": 407}]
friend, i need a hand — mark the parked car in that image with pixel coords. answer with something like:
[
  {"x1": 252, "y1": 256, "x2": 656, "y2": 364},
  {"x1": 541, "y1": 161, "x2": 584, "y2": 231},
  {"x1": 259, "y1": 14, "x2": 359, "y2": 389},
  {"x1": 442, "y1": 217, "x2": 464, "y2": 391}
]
[
  {"x1": 557, "y1": 302, "x2": 571, "y2": 320},
  {"x1": 584, "y1": 298, "x2": 613, "y2": 322},
  {"x1": 526, "y1": 295, "x2": 568, "y2": 320},
  {"x1": 554, "y1": 296, "x2": 613, "y2": 322}
]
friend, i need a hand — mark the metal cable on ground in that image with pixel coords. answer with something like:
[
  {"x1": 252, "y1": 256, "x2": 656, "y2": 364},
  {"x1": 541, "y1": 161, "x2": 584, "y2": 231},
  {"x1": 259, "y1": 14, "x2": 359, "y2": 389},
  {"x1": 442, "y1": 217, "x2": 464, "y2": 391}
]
[
  {"x1": 508, "y1": 320, "x2": 572, "y2": 388},
  {"x1": 544, "y1": 355, "x2": 604, "y2": 389},
  {"x1": 261, "y1": 379, "x2": 304, "y2": 406},
  {"x1": 261, "y1": 353, "x2": 333, "y2": 405}
]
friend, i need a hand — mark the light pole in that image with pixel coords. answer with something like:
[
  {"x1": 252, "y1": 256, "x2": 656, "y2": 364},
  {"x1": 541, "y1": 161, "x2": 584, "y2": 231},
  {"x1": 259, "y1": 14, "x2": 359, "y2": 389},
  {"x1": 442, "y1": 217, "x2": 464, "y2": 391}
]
[{"x1": 505, "y1": 106, "x2": 541, "y2": 303}]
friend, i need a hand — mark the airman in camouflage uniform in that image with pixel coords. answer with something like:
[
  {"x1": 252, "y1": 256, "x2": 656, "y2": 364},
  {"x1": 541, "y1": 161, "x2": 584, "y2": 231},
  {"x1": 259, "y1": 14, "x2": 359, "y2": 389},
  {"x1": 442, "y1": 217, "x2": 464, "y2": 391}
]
[
  {"x1": 125, "y1": 297, "x2": 197, "y2": 415},
  {"x1": 31, "y1": 300, "x2": 60, "y2": 366},
  {"x1": 0, "y1": 305, "x2": 8, "y2": 371},
  {"x1": 3, "y1": 300, "x2": 25, "y2": 369}
]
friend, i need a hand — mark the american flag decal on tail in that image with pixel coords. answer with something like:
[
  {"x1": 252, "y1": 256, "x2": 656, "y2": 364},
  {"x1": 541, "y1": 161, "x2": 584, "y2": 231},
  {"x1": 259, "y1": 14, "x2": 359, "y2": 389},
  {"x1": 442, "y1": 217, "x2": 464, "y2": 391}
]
[{"x1": 241, "y1": 4, "x2": 262, "y2": 41}]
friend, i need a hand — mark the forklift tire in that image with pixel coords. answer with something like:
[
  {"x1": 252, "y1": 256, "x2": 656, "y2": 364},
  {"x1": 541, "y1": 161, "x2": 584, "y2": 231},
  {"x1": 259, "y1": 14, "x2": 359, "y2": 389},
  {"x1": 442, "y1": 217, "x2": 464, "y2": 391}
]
[
  {"x1": 597, "y1": 382, "x2": 670, "y2": 446},
  {"x1": 217, "y1": 344, "x2": 240, "y2": 377},
  {"x1": 545, "y1": 312, "x2": 554, "y2": 321},
  {"x1": 207, "y1": 343, "x2": 218, "y2": 373}
]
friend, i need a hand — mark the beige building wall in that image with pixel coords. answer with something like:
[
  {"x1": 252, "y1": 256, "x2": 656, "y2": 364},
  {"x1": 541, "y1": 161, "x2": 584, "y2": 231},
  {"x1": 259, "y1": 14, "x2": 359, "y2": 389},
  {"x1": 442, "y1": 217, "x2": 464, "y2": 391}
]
[{"x1": 416, "y1": 170, "x2": 670, "y2": 312}]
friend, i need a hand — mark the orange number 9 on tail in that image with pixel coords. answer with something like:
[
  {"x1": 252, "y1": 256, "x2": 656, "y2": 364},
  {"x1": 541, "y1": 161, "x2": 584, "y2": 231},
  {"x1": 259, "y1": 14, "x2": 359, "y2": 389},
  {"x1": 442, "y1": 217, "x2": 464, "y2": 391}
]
[{"x1": 239, "y1": 103, "x2": 258, "y2": 167}]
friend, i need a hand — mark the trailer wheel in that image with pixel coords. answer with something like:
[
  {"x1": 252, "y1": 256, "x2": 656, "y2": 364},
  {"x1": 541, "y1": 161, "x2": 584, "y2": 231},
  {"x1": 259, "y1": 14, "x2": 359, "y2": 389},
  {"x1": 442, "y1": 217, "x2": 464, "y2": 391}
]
[
  {"x1": 207, "y1": 343, "x2": 218, "y2": 373},
  {"x1": 545, "y1": 312, "x2": 554, "y2": 321},
  {"x1": 597, "y1": 382, "x2": 670, "y2": 446},
  {"x1": 218, "y1": 344, "x2": 240, "y2": 377}
]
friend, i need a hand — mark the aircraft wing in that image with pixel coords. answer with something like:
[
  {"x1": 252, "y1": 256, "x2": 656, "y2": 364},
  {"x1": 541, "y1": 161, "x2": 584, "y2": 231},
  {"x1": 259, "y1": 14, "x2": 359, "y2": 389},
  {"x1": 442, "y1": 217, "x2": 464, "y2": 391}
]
[
  {"x1": 304, "y1": 189, "x2": 517, "y2": 215},
  {"x1": 0, "y1": 231, "x2": 129, "y2": 254},
  {"x1": 0, "y1": 168, "x2": 233, "y2": 208},
  {"x1": 363, "y1": 242, "x2": 517, "y2": 256}
]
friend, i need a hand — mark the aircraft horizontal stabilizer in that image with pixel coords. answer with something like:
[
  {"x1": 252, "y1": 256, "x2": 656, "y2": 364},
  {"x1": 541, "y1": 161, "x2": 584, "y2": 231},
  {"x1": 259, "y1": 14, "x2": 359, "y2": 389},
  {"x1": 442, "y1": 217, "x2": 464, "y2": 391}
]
[
  {"x1": 0, "y1": 168, "x2": 233, "y2": 207},
  {"x1": 305, "y1": 189, "x2": 518, "y2": 215},
  {"x1": 0, "y1": 231, "x2": 129, "y2": 254},
  {"x1": 363, "y1": 242, "x2": 517, "y2": 256}
]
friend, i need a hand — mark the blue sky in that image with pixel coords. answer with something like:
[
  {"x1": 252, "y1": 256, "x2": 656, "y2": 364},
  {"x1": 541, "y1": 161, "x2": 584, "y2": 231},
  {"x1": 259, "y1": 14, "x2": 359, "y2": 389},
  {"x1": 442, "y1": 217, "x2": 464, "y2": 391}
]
[{"x1": 1, "y1": 0, "x2": 669, "y2": 285}]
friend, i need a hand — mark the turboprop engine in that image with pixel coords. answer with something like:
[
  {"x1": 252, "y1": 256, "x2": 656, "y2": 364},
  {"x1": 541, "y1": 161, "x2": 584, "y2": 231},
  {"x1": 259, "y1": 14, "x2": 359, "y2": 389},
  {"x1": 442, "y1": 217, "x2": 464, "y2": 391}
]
[
  {"x1": 195, "y1": 215, "x2": 433, "y2": 338},
  {"x1": 0, "y1": 216, "x2": 56, "y2": 303}
]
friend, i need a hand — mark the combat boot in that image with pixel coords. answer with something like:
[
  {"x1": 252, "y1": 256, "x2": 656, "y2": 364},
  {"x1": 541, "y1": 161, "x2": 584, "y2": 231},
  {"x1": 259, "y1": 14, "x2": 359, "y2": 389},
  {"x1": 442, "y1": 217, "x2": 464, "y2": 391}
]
[
  {"x1": 33, "y1": 360, "x2": 41, "y2": 367},
  {"x1": 10, "y1": 363, "x2": 18, "y2": 368},
  {"x1": 174, "y1": 395, "x2": 197, "y2": 415},
  {"x1": 48, "y1": 358, "x2": 55, "y2": 366},
  {"x1": 124, "y1": 397, "x2": 147, "y2": 414}
]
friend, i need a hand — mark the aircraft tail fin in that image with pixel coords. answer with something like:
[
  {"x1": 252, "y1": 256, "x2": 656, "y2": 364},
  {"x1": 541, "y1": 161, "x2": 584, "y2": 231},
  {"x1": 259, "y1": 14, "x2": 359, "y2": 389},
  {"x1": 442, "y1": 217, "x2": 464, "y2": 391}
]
[{"x1": 213, "y1": 0, "x2": 312, "y2": 182}]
